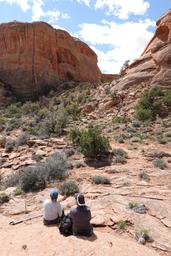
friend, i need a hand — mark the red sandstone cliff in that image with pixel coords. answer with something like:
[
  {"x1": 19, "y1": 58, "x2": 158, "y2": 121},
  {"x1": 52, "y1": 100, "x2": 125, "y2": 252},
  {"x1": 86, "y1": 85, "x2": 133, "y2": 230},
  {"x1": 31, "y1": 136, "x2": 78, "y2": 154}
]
[
  {"x1": 112, "y1": 9, "x2": 171, "y2": 91},
  {"x1": 0, "y1": 21, "x2": 101, "y2": 102}
]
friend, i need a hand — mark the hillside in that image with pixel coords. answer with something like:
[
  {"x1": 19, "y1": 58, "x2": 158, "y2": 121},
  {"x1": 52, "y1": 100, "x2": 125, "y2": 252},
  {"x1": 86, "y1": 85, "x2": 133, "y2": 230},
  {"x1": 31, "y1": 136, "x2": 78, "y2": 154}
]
[{"x1": 0, "y1": 10, "x2": 171, "y2": 256}]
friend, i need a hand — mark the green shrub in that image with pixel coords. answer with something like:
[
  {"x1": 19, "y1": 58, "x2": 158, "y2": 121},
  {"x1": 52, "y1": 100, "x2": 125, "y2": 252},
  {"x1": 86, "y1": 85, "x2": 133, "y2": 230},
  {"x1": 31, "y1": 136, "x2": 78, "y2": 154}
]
[
  {"x1": 60, "y1": 180, "x2": 79, "y2": 196},
  {"x1": 112, "y1": 148, "x2": 128, "y2": 158},
  {"x1": 128, "y1": 201, "x2": 138, "y2": 209},
  {"x1": 139, "y1": 171, "x2": 150, "y2": 181},
  {"x1": 115, "y1": 135, "x2": 125, "y2": 143},
  {"x1": 14, "y1": 188, "x2": 23, "y2": 196},
  {"x1": 0, "y1": 192, "x2": 10, "y2": 204},
  {"x1": 164, "y1": 90, "x2": 171, "y2": 107},
  {"x1": 116, "y1": 220, "x2": 127, "y2": 230},
  {"x1": 92, "y1": 175, "x2": 111, "y2": 185},
  {"x1": 136, "y1": 88, "x2": 171, "y2": 121},
  {"x1": 19, "y1": 166, "x2": 46, "y2": 192},
  {"x1": 43, "y1": 152, "x2": 69, "y2": 181},
  {"x1": 65, "y1": 148, "x2": 75, "y2": 158},
  {"x1": 113, "y1": 115, "x2": 130, "y2": 123},
  {"x1": 69, "y1": 128, "x2": 82, "y2": 145},
  {"x1": 79, "y1": 126, "x2": 111, "y2": 159},
  {"x1": 153, "y1": 158, "x2": 167, "y2": 169},
  {"x1": 74, "y1": 161, "x2": 86, "y2": 168},
  {"x1": 5, "y1": 138, "x2": 16, "y2": 153},
  {"x1": 0, "y1": 136, "x2": 6, "y2": 148},
  {"x1": 136, "y1": 107, "x2": 152, "y2": 121},
  {"x1": 113, "y1": 148, "x2": 127, "y2": 164},
  {"x1": 4, "y1": 152, "x2": 69, "y2": 192},
  {"x1": 66, "y1": 103, "x2": 81, "y2": 120},
  {"x1": 16, "y1": 132, "x2": 28, "y2": 147},
  {"x1": 32, "y1": 153, "x2": 44, "y2": 162}
]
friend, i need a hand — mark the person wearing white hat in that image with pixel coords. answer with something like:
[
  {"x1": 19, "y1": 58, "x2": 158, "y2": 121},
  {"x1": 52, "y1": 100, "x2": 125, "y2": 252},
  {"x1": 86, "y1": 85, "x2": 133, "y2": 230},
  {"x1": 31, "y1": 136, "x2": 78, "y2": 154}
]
[{"x1": 69, "y1": 193, "x2": 93, "y2": 236}]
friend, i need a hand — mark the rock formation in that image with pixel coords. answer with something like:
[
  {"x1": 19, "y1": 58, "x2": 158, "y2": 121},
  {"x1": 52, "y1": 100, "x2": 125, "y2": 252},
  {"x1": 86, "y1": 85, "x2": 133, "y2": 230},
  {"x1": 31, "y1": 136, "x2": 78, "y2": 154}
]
[
  {"x1": 113, "y1": 9, "x2": 171, "y2": 91},
  {"x1": 0, "y1": 21, "x2": 101, "y2": 102}
]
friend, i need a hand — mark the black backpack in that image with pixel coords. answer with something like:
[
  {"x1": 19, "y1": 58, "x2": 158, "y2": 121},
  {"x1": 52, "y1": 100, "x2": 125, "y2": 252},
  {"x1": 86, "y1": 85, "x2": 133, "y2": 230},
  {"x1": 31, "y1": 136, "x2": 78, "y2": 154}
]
[{"x1": 59, "y1": 215, "x2": 73, "y2": 236}]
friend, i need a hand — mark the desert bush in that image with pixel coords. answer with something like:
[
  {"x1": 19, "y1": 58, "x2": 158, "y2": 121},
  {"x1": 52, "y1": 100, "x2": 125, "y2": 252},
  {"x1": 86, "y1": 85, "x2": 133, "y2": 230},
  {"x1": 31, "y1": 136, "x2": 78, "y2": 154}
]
[
  {"x1": 69, "y1": 128, "x2": 82, "y2": 145},
  {"x1": 66, "y1": 103, "x2": 81, "y2": 120},
  {"x1": 32, "y1": 153, "x2": 44, "y2": 162},
  {"x1": 136, "y1": 107, "x2": 152, "y2": 122},
  {"x1": 65, "y1": 148, "x2": 75, "y2": 158},
  {"x1": 74, "y1": 161, "x2": 86, "y2": 168},
  {"x1": 0, "y1": 192, "x2": 10, "y2": 204},
  {"x1": 163, "y1": 90, "x2": 171, "y2": 107},
  {"x1": 43, "y1": 152, "x2": 69, "y2": 181},
  {"x1": 128, "y1": 201, "x2": 138, "y2": 209},
  {"x1": 153, "y1": 158, "x2": 167, "y2": 169},
  {"x1": 112, "y1": 148, "x2": 128, "y2": 158},
  {"x1": 79, "y1": 126, "x2": 111, "y2": 159},
  {"x1": 113, "y1": 115, "x2": 130, "y2": 123},
  {"x1": 92, "y1": 175, "x2": 111, "y2": 185},
  {"x1": 0, "y1": 136, "x2": 6, "y2": 148},
  {"x1": 113, "y1": 148, "x2": 127, "y2": 164},
  {"x1": 114, "y1": 134, "x2": 126, "y2": 143},
  {"x1": 116, "y1": 220, "x2": 127, "y2": 230},
  {"x1": 60, "y1": 180, "x2": 79, "y2": 196},
  {"x1": 132, "y1": 120, "x2": 141, "y2": 128},
  {"x1": 5, "y1": 152, "x2": 69, "y2": 192},
  {"x1": 5, "y1": 138, "x2": 16, "y2": 153},
  {"x1": 16, "y1": 132, "x2": 29, "y2": 147},
  {"x1": 136, "y1": 88, "x2": 171, "y2": 121},
  {"x1": 157, "y1": 136, "x2": 168, "y2": 144},
  {"x1": 14, "y1": 187, "x2": 24, "y2": 196},
  {"x1": 139, "y1": 171, "x2": 150, "y2": 181},
  {"x1": 19, "y1": 166, "x2": 46, "y2": 192}
]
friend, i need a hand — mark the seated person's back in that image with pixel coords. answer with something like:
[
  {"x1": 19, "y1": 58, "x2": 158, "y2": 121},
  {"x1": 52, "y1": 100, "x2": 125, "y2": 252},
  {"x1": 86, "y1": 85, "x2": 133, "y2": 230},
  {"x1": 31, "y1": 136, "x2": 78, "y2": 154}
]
[
  {"x1": 69, "y1": 193, "x2": 93, "y2": 236},
  {"x1": 43, "y1": 188, "x2": 62, "y2": 225}
]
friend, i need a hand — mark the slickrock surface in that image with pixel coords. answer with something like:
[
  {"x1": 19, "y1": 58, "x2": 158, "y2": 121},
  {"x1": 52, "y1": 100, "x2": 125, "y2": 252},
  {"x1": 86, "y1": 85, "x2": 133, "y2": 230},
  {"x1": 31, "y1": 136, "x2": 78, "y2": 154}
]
[
  {"x1": 0, "y1": 21, "x2": 101, "y2": 102},
  {"x1": 0, "y1": 137, "x2": 171, "y2": 256},
  {"x1": 113, "y1": 9, "x2": 171, "y2": 91}
]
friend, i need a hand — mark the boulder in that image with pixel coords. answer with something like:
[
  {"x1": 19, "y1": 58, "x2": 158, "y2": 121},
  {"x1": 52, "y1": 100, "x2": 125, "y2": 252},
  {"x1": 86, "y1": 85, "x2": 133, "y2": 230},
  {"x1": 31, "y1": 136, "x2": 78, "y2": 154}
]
[
  {"x1": 0, "y1": 21, "x2": 101, "y2": 102},
  {"x1": 113, "y1": 9, "x2": 171, "y2": 91}
]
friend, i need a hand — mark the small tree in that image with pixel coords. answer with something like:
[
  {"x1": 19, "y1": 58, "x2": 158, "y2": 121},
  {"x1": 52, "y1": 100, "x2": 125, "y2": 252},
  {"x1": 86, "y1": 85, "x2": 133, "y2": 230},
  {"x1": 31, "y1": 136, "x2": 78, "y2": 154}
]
[{"x1": 79, "y1": 126, "x2": 111, "y2": 159}]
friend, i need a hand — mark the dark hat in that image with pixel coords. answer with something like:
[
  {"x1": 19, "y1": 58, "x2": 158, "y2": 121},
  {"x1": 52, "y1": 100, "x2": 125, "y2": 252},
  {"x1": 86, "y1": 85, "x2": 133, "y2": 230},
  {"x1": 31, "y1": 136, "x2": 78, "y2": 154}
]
[{"x1": 76, "y1": 193, "x2": 85, "y2": 206}]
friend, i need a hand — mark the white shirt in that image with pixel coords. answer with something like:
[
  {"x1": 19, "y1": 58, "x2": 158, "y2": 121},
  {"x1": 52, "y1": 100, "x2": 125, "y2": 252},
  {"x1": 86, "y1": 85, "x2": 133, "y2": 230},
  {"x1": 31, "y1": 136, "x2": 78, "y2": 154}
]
[{"x1": 43, "y1": 199, "x2": 62, "y2": 220}]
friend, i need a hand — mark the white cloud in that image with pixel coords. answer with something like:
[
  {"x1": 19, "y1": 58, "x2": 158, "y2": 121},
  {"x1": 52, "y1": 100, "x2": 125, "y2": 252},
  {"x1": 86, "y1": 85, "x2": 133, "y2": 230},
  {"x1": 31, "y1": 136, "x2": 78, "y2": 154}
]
[
  {"x1": 31, "y1": 0, "x2": 70, "y2": 23},
  {"x1": 0, "y1": 0, "x2": 30, "y2": 11},
  {"x1": 75, "y1": 0, "x2": 91, "y2": 7},
  {"x1": 77, "y1": 19, "x2": 155, "y2": 73},
  {"x1": 74, "y1": 0, "x2": 150, "y2": 19},
  {"x1": 95, "y1": 0, "x2": 150, "y2": 19}
]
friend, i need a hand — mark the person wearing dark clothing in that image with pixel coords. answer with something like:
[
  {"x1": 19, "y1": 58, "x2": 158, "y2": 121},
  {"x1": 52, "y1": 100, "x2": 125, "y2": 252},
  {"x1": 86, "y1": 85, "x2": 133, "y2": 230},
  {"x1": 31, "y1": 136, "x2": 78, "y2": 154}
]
[{"x1": 69, "y1": 193, "x2": 93, "y2": 236}]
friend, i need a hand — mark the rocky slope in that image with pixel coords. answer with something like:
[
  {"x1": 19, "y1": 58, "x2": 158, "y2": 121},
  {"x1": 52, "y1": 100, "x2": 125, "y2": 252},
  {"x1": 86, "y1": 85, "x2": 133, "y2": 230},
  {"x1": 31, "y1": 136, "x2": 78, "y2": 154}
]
[
  {"x1": 0, "y1": 21, "x2": 101, "y2": 103},
  {"x1": 113, "y1": 9, "x2": 171, "y2": 92}
]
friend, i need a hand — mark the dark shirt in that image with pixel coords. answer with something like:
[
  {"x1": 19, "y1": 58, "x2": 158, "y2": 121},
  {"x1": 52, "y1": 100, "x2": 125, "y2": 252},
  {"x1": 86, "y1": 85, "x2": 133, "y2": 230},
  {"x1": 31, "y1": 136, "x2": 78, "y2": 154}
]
[{"x1": 69, "y1": 206, "x2": 92, "y2": 236}]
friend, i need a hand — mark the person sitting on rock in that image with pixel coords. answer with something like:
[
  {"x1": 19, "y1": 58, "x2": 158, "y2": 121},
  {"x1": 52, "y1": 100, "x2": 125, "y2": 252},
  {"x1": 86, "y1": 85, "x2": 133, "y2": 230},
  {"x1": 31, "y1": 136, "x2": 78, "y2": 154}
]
[
  {"x1": 69, "y1": 193, "x2": 93, "y2": 236},
  {"x1": 43, "y1": 188, "x2": 63, "y2": 225}
]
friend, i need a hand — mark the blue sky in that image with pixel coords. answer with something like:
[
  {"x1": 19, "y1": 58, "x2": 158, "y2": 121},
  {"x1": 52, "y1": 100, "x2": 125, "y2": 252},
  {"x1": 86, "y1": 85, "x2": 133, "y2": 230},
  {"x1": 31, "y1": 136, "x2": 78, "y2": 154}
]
[{"x1": 0, "y1": 0, "x2": 170, "y2": 73}]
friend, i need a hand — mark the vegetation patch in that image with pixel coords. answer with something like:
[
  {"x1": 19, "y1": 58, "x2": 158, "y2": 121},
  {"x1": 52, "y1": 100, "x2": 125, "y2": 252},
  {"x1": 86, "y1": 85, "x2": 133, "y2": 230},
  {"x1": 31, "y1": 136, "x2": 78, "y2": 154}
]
[
  {"x1": 153, "y1": 158, "x2": 167, "y2": 169},
  {"x1": 0, "y1": 192, "x2": 10, "y2": 204},
  {"x1": 70, "y1": 126, "x2": 111, "y2": 159},
  {"x1": 4, "y1": 152, "x2": 69, "y2": 192},
  {"x1": 92, "y1": 175, "x2": 111, "y2": 185},
  {"x1": 136, "y1": 88, "x2": 171, "y2": 121},
  {"x1": 60, "y1": 180, "x2": 79, "y2": 197},
  {"x1": 115, "y1": 220, "x2": 128, "y2": 230}
]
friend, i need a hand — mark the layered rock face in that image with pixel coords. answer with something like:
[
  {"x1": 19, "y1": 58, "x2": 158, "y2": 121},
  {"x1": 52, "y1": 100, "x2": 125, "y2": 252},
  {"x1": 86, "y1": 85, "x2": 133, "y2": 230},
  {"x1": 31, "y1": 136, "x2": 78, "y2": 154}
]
[
  {"x1": 0, "y1": 21, "x2": 101, "y2": 101},
  {"x1": 113, "y1": 9, "x2": 171, "y2": 91}
]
